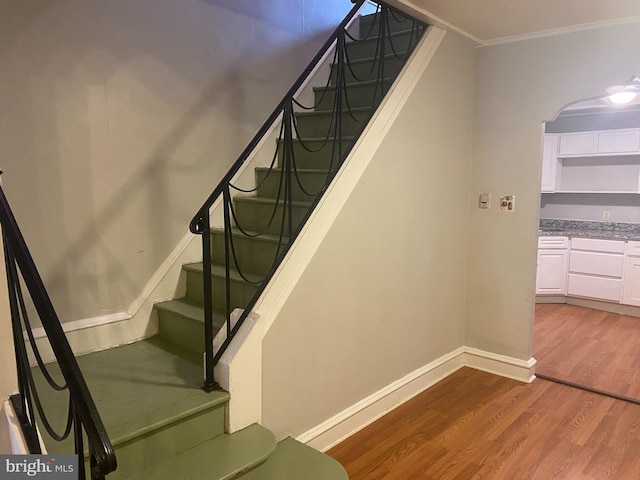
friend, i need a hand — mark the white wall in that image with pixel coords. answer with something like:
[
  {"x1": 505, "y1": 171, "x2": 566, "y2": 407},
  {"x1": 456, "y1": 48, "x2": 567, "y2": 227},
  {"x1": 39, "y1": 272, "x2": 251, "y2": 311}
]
[
  {"x1": 0, "y1": 0, "x2": 352, "y2": 325},
  {"x1": 260, "y1": 30, "x2": 475, "y2": 439},
  {"x1": 468, "y1": 22, "x2": 640, "y2": 359}
]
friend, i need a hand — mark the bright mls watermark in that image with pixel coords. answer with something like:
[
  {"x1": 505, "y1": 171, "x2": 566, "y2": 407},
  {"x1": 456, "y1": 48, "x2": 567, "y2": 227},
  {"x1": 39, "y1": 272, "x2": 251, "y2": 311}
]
[{"x1": 0, "y1": 455, "x2": 77, "y2": 479}]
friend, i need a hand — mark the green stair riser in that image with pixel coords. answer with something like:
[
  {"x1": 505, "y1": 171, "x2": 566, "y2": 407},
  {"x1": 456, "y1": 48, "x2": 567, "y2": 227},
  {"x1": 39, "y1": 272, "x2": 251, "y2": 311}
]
[
  {"x1": 277, "y1": 137, "x2": 355, "y2": 170},
  {"x1": 314, "y1": 79, "x2": 392, "y2": 111},
  {"x1": 157, "y1": 310, "x2": 206, "y2": 355},
  {"x1": 106, "y1": 404, "x2": 226, "y2": 479},
  {"x1": 122, "y1": 424, "x2": 276, "y2": 480},
  {"x1": 329, "y1": 54, "x2": 407, "y2": 85},
  {"x1": 232, "y1": 199, "x2": 311, "y2": 237},
  {"x1": 241, "y1": 438, "x2": 348, "y2": 480},
  {"x1": 344, "y1": 28, "x2": 422, "y2": 61},
  {"x1": 294, "y1": 108, "x2": 370, "y2": 138},
  {"x1": 211, "y1": 228, "x2": 289, "y2": 275},
  {"x1": 255, "y1": 168, "x2": 331, "y2": 202},
  {"x1": 359, "y1": 14, "x2": 424, "y2": 35},
  {"x1": 185, "y1": 267, "x2": 261, "y2": 312}
]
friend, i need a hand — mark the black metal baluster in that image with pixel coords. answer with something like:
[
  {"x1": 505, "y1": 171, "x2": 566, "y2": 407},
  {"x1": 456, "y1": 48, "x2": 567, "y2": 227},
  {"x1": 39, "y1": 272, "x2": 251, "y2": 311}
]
[
  {"x1": 337, "y1": 32, "x2": 345, "y2": 162},
  {"x1": 222, "y1": 187, "x2": 233, "y2": 336},
  {"x1": 283, "y1": 103, "x2": 294, "y2": 238},
  {"x1": 201, "y1": 214, "x2": 215, "y2": 391},
  {"x1": 73, "y1": 404, "x2": 86, "y2": 480},
  {"x1": 379, "y1": 6, "x2": 387, "y2": 102}
]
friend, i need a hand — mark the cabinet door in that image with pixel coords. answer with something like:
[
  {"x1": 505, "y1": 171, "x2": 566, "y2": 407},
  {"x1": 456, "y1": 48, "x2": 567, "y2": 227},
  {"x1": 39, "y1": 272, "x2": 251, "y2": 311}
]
[
  {"x1": 559, "y1": 132, "x2": 597, "y2": 156},
  {"x1": 598, "y1": 129, "x2": 640, "y2": 154},
  {"x1": 541, "y1": 135, "x2": 558, "y2": 193},
  {"x1": 536, "y1": 250, "x2": 568, "y2": 294},
  {"x1": 622, "y1": 256, "x2": 640, "y2": 306}
]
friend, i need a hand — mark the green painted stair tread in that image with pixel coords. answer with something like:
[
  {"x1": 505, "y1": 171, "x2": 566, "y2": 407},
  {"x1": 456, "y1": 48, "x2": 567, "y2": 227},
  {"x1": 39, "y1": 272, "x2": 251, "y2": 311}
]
[
  {"x1": 343, "y1": 28, "x2": 423, "y2": 60},
  {"x1": 294, "y1": 106, "x2": 371, "y2": 119},
  {"x1": 121, "y1": 424, "x2": 276, "y2": 480},
  {"x1": 233, "y1": 196, "x2": 314, "y2": 208},
  {"x1": 312, "y1": 77, "x2": 392, "y2": 93},
  {"x1": 34, "y1": 339, "x2": 229, "y2": 456},
  {"x1": 210, "y1": 226, "x2": 290, "y2": 246},
  {"x1": 184, "y1": 261, "x2": 266, "y2": 285},
  {"x1": 254, "y1": 167, "x2": 330, "y2": 174},
  {"x1": 242, "y1": 438, "x2": 348, "y2": 480}
]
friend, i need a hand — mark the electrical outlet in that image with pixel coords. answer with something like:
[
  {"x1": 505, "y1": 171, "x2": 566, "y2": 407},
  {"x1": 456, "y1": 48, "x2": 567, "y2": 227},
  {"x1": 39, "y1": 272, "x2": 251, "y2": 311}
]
[
  {"x1": 603, "y1": 211, "x2": 610, "y2": 221},
  {"x1": 499, "y1": 195, "x2": 515, "y2": 212}
]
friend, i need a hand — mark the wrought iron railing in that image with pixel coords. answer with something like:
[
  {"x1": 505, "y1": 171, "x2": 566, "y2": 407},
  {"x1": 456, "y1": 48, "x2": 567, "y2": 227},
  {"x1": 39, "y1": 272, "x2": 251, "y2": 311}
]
[
  {"x1": 190, "y1": 0, "x2": 427, "y2": 390},
  {"x1": 0, "y1": 183, "x2": 116, "y2": 479}
]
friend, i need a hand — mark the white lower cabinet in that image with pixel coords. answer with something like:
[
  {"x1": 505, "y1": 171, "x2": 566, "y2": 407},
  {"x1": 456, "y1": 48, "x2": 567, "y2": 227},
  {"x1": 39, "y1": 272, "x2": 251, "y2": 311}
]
[
  {"x1": 566, "y1": 238, "x2": 624, "y2": 303},
  {"x1": 622, "y1": 241, "x2": 640, "y2": 306},
  {"x1": 536, "y1": 237, "x2": 568, "y2": 295}
]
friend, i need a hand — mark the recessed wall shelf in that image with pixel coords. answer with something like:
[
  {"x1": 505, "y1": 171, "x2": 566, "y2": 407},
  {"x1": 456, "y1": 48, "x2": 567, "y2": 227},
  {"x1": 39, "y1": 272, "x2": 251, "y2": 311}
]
[{"x1": 542, "y1": 129, "x2": 640, "y2": 194}]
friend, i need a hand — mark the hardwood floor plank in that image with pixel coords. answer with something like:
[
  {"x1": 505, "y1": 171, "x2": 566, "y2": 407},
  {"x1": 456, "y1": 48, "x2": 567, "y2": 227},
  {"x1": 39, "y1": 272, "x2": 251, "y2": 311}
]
[
  {"x1": 328, "y1": 367, "x2": 640, "y2": 480},
  {"x1": 534, "y1": 304, "x2": 640, "y2": 399}
]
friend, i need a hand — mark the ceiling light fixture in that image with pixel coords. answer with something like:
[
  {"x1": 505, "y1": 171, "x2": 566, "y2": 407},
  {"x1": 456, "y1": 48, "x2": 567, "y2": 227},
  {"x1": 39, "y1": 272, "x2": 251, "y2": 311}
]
[{"x1": 607, "y1": 76, "x2": 640, "y2": 105}]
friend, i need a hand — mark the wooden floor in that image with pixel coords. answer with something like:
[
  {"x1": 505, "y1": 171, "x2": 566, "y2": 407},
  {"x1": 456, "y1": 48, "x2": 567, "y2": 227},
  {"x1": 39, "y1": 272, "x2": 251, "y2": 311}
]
[
  {"x1": 534, "y1": 303, "x2": 640, "y2": 400},
  {"x1": 327, "y1": 367, "x2": 640, "y2": 479}
]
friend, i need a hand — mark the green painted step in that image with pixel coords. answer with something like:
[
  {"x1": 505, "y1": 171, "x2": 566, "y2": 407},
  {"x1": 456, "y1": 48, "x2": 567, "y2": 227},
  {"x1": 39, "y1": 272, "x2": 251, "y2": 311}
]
[
  {"x1": 330, "y1": 52, "x2": 409, "y2": 85},
  {"x1": 121, "y1": 424, "x2": 276, "y2": 480},
  {"x1": 32, "y1": 338, "x2": 229, "y2": 478},
  {"x1": 232, "y1": 197, "x2": 313, "y2": 236},
  {"x1": 183, "y1": 262, "x2": 263, "y2": 311},
  {"x1": 255, "y1": 167, "x2": 331, "y2": 202},
  {"x1": 277, "y1": 136, "x2": 355, "y2": 170},
  {"x1": 294, "y1": 106, "x2": 371, "y2": 138},
  {"x1": 155, "y1": 297, "x2": 226, "y2": 355},
  {"x1": 242, "y1": 437, "x2": 348, "y2": 480},
  {"x1": 211, "y1": 227, "x2": 290, "y2": 275},
  {"x1": 344, "y1": 28, "x2": 423, "y2": 60},
  {"x1": 358, "y1": 12, "x2": 425, "y2": 35},
  {"x1": 313, "y1": 78, "x2": 393, "y2": 111}
]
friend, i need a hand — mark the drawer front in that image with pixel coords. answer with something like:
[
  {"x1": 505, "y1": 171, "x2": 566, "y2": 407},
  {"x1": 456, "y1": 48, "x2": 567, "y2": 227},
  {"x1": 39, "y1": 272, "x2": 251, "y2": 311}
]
[
  {"x1": 567, "y1": 273, "x2": 622, "y2": 302},
  {"x1": 538, "y1": 236, "x2": 569, "y2": 249},
  {"x1": 570, "y1": 237, "x2": 625, "y2": 254},
  {"x1": 627, "y1": 241, "x2": 640, "y2": 257},
  {"x1": 569, "y1": 251, "x2": 624, "y2": 277}
]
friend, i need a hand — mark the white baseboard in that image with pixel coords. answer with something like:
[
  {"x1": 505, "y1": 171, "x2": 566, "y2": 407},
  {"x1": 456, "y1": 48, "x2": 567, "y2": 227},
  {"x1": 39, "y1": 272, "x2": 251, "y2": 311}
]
[
  {"x1": 297, "y1": 346, "x2": 536, "y2": 452},
  {"x1": 31, "y1": 230, "x2": 202, "y2": 363}
]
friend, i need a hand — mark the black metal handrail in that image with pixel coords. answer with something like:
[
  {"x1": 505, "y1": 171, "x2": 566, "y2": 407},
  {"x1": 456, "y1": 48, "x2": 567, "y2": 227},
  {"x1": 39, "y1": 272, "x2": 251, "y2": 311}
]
[
  {"x1": 190, "y1": 0, "x2": 427, "y2": 390},
  {"x1": 0, "y1": 183, "x2": 116, "y2": 479}
]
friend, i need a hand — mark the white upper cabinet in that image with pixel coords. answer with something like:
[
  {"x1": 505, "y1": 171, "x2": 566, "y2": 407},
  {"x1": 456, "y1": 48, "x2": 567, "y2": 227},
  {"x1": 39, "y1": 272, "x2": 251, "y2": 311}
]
[
  {"x1": 558, "y1": 128, "x2": 640, "y2": 157},
  {"x1": 598, "y1": 129, "x2": 640, "y2": 154},
  {"x1": 558, "y1": 132, "x2": 597, "y2": 156}
]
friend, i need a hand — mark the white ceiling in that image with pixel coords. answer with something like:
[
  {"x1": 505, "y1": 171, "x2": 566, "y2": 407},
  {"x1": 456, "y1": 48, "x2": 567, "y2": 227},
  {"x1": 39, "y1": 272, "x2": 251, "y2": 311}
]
[{"x1": 400, "y1": 0, "x2": 640, "y2": 44}]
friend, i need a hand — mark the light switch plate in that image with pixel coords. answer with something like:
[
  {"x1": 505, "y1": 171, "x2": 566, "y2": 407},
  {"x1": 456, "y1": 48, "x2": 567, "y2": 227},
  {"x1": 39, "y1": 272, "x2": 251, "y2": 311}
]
[{"x1": 479, "y1": 192, "x2": 490, "y2": 209}]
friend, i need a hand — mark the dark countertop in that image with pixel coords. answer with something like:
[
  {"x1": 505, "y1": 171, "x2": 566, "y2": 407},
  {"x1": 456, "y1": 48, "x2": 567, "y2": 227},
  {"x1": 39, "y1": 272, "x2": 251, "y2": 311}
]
[{"x1": 539, "y1": 219, "x2": 640, "y2": 241}]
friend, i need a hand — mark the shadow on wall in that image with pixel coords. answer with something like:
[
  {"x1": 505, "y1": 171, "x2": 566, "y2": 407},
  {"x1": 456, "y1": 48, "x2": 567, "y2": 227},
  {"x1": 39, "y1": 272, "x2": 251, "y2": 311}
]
[{"x1": 0, "y1": 0, "x2": 351, "y2": 323}]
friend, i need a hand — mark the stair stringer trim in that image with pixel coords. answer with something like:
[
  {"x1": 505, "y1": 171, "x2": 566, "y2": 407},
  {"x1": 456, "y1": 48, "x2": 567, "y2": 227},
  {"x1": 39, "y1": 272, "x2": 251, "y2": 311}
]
[
  {"x1": 296, "y1": 347, "x2": 537, "y2": 452},
  {"x1": 219, "y1": 26, "x2": 448, "y2": 433}
]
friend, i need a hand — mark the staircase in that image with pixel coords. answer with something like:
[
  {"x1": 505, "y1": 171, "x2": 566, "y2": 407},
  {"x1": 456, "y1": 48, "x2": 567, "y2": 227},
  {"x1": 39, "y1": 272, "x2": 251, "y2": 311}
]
[
  {"x1": 154, "y1": 9, "x2": 425, "y2": 370},
  {"x1": 34, "y1": 338, "x2": 345, "y2": 479},
  {"x1": 30, "y1": 7, "x2": 425, "y2": 479}
]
